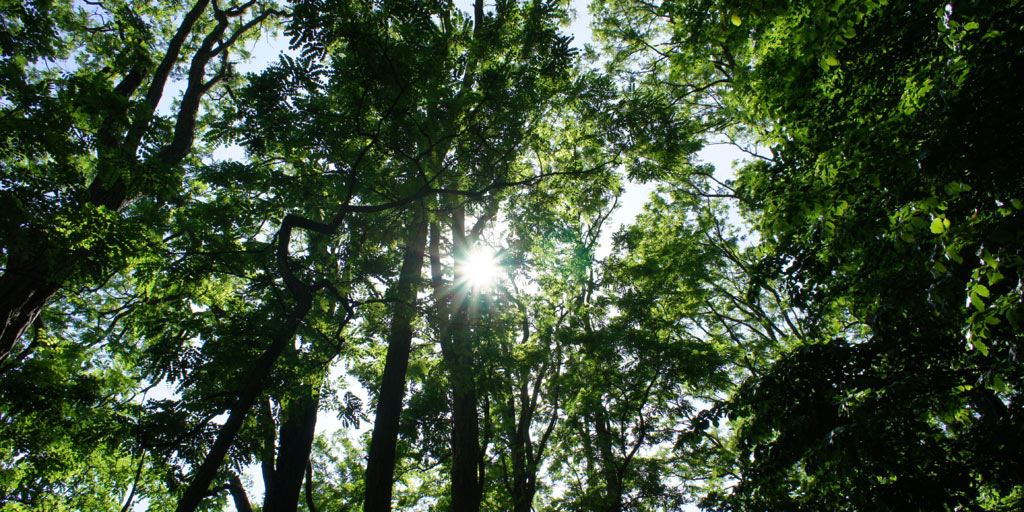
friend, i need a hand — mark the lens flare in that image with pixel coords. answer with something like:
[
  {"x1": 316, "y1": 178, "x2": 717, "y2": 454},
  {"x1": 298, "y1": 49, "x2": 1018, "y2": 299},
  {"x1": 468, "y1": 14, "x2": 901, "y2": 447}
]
[{"x1": 460, "y1": 247, "x2": 500, "y2": 289}]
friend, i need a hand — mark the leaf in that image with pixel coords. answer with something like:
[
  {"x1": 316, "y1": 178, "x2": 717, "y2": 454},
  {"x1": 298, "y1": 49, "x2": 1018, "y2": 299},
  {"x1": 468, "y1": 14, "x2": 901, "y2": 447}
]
[
  {"x1": 971, "y1": 337, "x2": 989, "y2": 356},
  {"x1": 970, "y1": 292, "x2": 985, "y2": 311},
  {"x1": 731, "y1": 14, "x2": 742, "y2": 26},
  {"x1": 929, "y1": 217, "x2": 946, "y2": 234},
  {"x1": 824, "y1": 54, "x2": 839, "y2": 67},
  {"x1": 973, "y1": 284, "x2": 990, "y2": 297},
  {"x1": 946, "y1": 245, "x2": 964, "y2": 263}
]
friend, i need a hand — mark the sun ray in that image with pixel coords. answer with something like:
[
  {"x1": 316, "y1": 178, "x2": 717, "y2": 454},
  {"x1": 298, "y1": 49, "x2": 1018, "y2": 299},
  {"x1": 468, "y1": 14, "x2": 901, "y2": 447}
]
[{"x1": 459, "y1": 247, "x2": 500, "y2": 289}]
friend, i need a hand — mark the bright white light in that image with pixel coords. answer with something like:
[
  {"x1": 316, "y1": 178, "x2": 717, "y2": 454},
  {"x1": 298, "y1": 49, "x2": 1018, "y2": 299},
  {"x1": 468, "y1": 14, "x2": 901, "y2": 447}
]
[{"x1": 460, "y1": 247, "x2": 500, "y2": 289}]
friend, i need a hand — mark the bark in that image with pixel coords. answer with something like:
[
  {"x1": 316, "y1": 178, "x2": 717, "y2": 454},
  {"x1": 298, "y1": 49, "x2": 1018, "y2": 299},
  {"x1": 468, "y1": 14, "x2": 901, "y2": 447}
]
[
  {"x1": 305, "y1": 459, "x2": 319, "y2": 512},
  {"x1": 594, "y1": 409, "x2": 623, "y2": 512},
  {"x1": 228, "y1": 473, "x2": 254, "y2": 512},
  {"x1": 0, "y1": 254, "x2": 62, "y2": 367},
  {"x1": 363, "y1": 217, "x2": 429, "y2": 512},
  {"x1": 260, "y1": 398, "x2": 277, "y2": 505},
  {"x1": 264, "y1": 384, "x2": 321, "y2": 512},
  {"x1": 435, "y1": 204, "x2": 491, "y2": 512},
  {"x1": 509, "y1": 403, "x2": 533, "y2": 512},
  {"x1": 448, "y1": 344, "x2": 482, "y2": 512}
]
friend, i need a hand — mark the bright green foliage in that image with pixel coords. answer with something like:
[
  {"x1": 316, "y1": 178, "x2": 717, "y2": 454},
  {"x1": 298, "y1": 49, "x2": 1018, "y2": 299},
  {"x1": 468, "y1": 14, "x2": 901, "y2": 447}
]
[
  {"x1": 4, "y1": 0, "x2": 1023, "y2": 510},
  {"x1": 596, "y1": 0, "x2": 1024, "y2": 510}
]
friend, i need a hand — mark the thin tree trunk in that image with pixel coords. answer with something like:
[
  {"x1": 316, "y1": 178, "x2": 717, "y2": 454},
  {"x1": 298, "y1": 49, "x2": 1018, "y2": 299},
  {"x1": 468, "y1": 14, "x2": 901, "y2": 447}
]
[
  {"x1": 228, "y1": 473, "x2": 254, "y2": 512},
  {"x1": 363, "y1": 216, "x2": 429, "y2": 512},
  {"x1": 305, "y1": 459, "x2": 319, "y2": 512}
]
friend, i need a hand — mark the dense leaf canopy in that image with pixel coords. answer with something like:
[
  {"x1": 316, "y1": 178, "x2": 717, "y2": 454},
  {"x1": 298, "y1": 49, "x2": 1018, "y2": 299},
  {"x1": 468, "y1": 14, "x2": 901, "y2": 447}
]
[{"x1": 1, "y1": 0, "x2": 1021, "y2": 511}]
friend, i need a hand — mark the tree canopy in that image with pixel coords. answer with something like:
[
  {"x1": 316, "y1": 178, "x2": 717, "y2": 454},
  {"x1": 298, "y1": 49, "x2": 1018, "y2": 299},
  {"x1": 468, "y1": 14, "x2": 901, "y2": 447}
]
[{"x1": 1, "y1": 0, "x2": 1021, "y2": 511}]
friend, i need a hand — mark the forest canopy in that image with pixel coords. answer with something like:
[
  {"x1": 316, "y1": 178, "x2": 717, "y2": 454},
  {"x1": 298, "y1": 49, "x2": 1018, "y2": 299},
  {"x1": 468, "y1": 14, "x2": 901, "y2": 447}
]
[{"x1": 1, "y1": 0, "x2": 1022, "y2": 511}]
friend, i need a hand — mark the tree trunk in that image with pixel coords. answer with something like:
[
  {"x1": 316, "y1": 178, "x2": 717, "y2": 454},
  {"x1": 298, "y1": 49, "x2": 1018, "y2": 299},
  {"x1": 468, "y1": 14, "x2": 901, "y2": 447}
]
[
  {"x1": 228, "y1": 473, "x2": 254, "y2": 512},
  {"x1": 0, "y1": 253, "x2": 61, "y2": 367},
  {"x1": 446, "y1": 205, "x2": 483, "y2": 512},
  {"x1": 264, "y1": 384, "x2": 321, "y2": 512},
  {"x1": 593, "y1": 409, "x2": 622, "y2": 512},
  {"x1": 510, "y1": 431, "x2": 534, "y2": 512},
  {"x1": 363, "y1": 217, "x2": 429, "y2": 512},
  {"x1": 448, "y1": 346, "x2": 482, "y2": 512}
]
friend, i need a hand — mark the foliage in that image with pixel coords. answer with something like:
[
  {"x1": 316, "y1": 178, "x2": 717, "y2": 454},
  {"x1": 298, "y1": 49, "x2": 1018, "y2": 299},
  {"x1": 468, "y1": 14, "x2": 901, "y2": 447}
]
[{"x1": 2, "y1": 0, "x2": 1022, "y2": 511}]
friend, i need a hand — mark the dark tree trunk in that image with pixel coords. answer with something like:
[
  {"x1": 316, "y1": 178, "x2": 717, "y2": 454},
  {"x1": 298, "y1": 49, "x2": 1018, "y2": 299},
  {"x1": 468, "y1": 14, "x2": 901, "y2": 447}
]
[
  {"x1": 594, "y1": 409, "x2": 622, "y2": 512},
  {"x1": 363, "y1": 217, "x2": 429, "y2": 512},
  {"x1": 446, "y1": 204, "x2": 483, "y2": 512},
  {"x1": 0, "y1": 252, "x2": 61, "y2": 367},
  {"x1": 510, "y1": 436, "x2": 535, "y2": 512},
  {"x1": 448, "y1": 344, "x2": 482, "y2": 512},
  {"x1": 228, "y1": 473, "x2": 254, "y2": 512},
  {"x1": 509, "y1": 400, "x2": 537, "y2": 512},
  {"x1": 264, "y1": 384, "x2": 321, "y2": 512}
]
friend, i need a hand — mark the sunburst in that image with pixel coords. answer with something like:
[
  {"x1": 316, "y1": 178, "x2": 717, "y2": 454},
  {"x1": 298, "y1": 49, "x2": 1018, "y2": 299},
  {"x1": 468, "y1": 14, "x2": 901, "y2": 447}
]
[{"x1": 459, "y1": 247, "x2": 501, "y2": 289}]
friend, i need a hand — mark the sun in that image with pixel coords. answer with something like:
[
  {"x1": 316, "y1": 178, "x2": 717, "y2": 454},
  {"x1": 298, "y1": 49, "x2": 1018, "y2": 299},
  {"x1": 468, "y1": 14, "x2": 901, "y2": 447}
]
[{"x1": 459, "y1": 246, "x2": 501, "y2": 289}]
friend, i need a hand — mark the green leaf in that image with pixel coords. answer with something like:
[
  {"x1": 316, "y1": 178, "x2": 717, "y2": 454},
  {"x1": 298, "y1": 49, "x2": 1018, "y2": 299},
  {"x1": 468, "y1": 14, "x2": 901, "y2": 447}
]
[
  {"x1": 731, "y1": 14, "x2": 742, "y2": 26},
  {"x1": 970, "y1": 292, "x2": 985, "y2": 311},
  {"x1": 929, "y1": 217, "x2": 946, "y2": 234},
  {"x1": 973, "y1": 284, "x2": 990, "y2": 297},
  {"x1": 972, "y1": 337, "x2": 989, "y2": 356},
  {"x1": 946, "y1": 246, "x2": 964, "y2": 264}
]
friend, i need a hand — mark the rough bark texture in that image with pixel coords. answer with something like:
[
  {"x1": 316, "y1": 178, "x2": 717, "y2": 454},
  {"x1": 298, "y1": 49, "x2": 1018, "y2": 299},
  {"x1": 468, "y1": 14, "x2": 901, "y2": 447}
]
[{"x1": 363, "y1": 217, "x2": 429, "y2": 512}]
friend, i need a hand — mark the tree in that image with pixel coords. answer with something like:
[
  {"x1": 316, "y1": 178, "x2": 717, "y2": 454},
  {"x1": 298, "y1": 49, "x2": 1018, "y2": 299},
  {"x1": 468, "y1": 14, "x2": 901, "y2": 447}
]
[
  {"x1": 0, "y1": 0, "x2": 282, "y2": 369},
  {"x1": 595, "y1": 0, "x2": 1024, "y2": 509},
  {"x1": 5, "y1": 0, "x2": 1023, "y2": 510}
]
